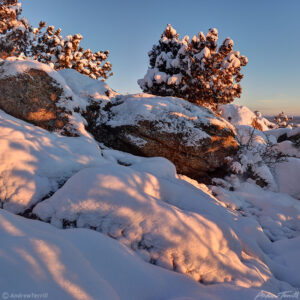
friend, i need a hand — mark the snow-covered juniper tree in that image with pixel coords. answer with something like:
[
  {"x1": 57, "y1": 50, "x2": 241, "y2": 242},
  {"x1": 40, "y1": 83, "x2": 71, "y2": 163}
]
[
  {"x1": 138, "y1": 25, "x2": 248, "y2": 109},
  {"x1": 0, "y1": 0, "x2": 112, "y2": 80},
  {"x1": 0, "y1": 0, "x2": 32, "y2": 58},
  {"x1": 137, "y1": 24, "x2": 189, "y2": 98}
]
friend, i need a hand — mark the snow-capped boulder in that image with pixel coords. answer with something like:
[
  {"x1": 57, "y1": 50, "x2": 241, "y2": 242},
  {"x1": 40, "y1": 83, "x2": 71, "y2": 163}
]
[
  {"x1": 87, "y1": 93, "x2": 239, "y2": 182},
  {"x1": 0, "y1": 58, "x2": 114, "y2": 136},
  {"x1": 218, "y1": 104, "x2": 275, "y2": 131}
]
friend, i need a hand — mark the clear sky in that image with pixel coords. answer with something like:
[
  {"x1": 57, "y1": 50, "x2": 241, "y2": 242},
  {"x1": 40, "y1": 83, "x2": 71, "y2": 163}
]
[{"x1": 22, "y1": 0, "x2": 300, "y2": 115}]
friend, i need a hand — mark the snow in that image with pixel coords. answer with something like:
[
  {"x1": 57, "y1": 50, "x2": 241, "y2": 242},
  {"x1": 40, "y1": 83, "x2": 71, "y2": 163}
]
[
  {"x1": 58, "y1": 68, "x2": 118, "y2": 101},
  {"x1": 273, "y1": 141, "x2": 300, "y2": 158},
  {"x1": 99, "y1": 93, "x2": 234, "y2": 145},
  {"x1": 0, "y1": 208, "x2": 267, "y2": 300},
  {"x1": 287, "y1": 127, "x2": 300, "y2": 138},
  {"x1": 265, "y1": 128, "x2": 292, "y2": 140},
  {"x1": 154, "y1": 71, "x2": 168, "y2": 84},
  {"x1": 195, "y1": 47, "x2": 211, "y2": 60},
  {"x1": 102, "y1": 149, "x2": 177, "y2": 179},
  {"x1": 32, "y1": 159, "x2": 299, "y2": 292},
  {"x1": 1, "y1": 57, "x2": 69, "y2": 93},
  {"x1": 35, "y1": 164, "x2": 268, "y2": 286},
  {"x1": 218, "y1": 104, "x2": 275, "y2": 131},
  {"x1": 0, "y1": 109, "x2": 103, "y2": 214},
  {"x1": 211, "y1": 182, "x2": 300, "y2": 241},
  {"x1": 167, "y1": 74, "x2": 182, "y2": 85},
  {"x1": 274, "y1": 158, "x2": 300, "y2": 199}
]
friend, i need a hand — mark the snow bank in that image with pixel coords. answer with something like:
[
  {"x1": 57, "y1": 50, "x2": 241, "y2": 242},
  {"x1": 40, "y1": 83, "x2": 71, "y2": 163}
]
[
  {"x1": 0, "y1": 109, "x2": 103, "y2": 214},
  {"x1": 0, "y1": 208, "x2": 265, "y2": 300}
]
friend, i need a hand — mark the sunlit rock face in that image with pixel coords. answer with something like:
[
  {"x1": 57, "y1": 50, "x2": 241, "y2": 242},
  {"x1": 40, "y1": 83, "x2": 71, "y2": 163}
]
[
  {"x1": 85, "y1": 94, "x2": 239, "y2": 182},
  {"x1": 0, "y1": 60, "x2": 72, "y2": 135}
]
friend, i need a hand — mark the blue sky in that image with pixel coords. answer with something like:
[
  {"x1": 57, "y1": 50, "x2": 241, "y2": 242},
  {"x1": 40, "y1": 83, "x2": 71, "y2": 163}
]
[{"x1": 22, "y1": 0, "x2": 300, "y2": 115}]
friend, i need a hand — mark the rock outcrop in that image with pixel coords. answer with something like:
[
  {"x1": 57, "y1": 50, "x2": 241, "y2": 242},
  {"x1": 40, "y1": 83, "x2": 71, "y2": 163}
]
[
  {"x1": 85, "y1": 94, "x2": 239, "y2": 182},
  {"x1": 0, "y1": 59, "x2": 239, "y2": 182}
]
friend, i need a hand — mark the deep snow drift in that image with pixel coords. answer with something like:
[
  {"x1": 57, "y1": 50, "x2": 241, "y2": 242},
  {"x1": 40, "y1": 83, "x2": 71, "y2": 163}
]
[{"x1": 0, "y1": 59, "x2": 299, "y2": 300}]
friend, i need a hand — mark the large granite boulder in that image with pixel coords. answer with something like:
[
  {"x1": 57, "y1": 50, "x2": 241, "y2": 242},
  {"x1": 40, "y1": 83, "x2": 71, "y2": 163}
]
[
  {"x1": 85, "y1": 94, "x2": 239, "y2": 182},
  {"x1": 0, "y1": 59, "x2": 73, "y2": 134}
]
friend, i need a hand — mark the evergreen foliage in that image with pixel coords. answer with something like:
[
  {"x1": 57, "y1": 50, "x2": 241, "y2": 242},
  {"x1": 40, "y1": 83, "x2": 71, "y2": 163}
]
[{"x1": 138, "y1": 24, "x2": 248, "y2": 109}]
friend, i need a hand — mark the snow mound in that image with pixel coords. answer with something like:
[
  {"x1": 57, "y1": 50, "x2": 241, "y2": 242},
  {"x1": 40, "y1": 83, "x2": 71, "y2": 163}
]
[
  {"x1": 218, "y1": 104, "x2": 274, "y2": 131},
  {"x1": 0, "y1": 208, "x2": 265, "y2": 300},
  {"x1": 34, "y1": 163, "x2": 280, "y2": 288},
  {"x1": 0, "y1": 109, "x2": 103, "y2": 214}
]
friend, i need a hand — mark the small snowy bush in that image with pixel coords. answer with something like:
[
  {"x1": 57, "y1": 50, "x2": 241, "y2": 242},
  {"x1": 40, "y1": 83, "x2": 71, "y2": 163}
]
[
  {"x1": 0, "y1": 0, "x2": 112, "y2": 80},
  {"x1": 274, "y1": 112, "x2": 294, "y2": 128},
  {"x1": 223, "y1": 126, "x2": 288, "y2": 190},
  {"x1": 138, "y1": 24, "x2": 248, "y2": 109}
]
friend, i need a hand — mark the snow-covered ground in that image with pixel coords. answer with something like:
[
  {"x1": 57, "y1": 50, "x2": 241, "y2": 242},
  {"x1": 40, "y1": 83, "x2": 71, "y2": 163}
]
[
  {"x1": 0, "y1": 209, "x2": 264, "y2": 300},
  {"x1": 0, "y1": 60, "x2": 299, "y2": 300}
]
